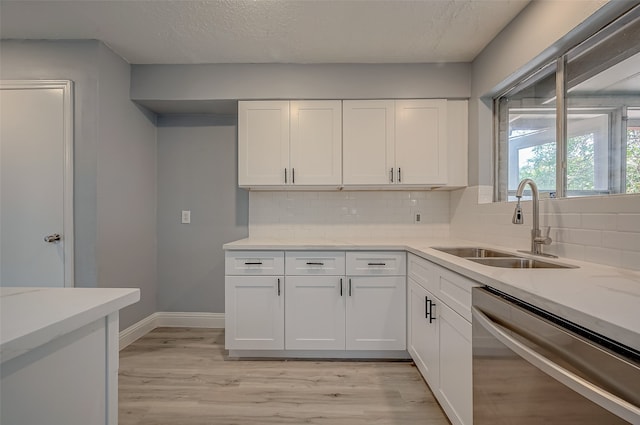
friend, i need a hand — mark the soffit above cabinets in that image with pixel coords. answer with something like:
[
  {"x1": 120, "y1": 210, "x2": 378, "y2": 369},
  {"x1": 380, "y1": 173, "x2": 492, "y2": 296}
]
[{"x1": 0, "y1": 0, "x2": 529, "y2": 65}]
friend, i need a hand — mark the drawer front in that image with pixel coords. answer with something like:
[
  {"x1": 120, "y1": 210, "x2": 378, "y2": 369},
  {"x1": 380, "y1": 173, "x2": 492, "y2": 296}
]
[
  {"x1": 285, "y1": 251, "x2": 346, "y2": 275},
  {"x1": 408, "y1": 253, "x2": 437, "y2": 293},
  {"x1": 434, "y1": 264, "x2": 480, "y2": 322},
  {"x1": 346, "y1": 251, "x2": 406, "y2": 276},
  {"x1": 225, "y1": 251, "x2": 285, "y2": 275}
]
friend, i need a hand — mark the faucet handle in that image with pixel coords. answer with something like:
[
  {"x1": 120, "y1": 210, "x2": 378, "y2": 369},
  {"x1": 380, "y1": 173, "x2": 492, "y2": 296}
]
[{"x1": 542, "y1": 226, "x2": 552, "y2": 245}]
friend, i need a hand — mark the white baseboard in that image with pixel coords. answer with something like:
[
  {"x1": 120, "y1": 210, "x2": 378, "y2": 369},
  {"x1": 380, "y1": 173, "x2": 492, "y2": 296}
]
[{"x1": 119, "y1": 312, "x2": 225, "y2": 350}]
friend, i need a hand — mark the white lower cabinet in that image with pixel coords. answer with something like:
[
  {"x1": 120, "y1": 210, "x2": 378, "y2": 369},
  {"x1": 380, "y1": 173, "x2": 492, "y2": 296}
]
[
  {"x1": 285, "y1": 276, "x2": 346, "y2": 350},
  {"x1": 225, "y1": 250, "x2": 406, "y2": 356},
  {"x1": 408, "y1": 279, "x2": 439, "y2": 386},
  {"x1": 407, "y1": 253, "x2": 475, "y2": 425},
  {"x1": 225, "y1": 275, "x2": 285, "y2": 350},
  {"x1": 346, "y1": 275, "x2": 406, "y2": 350}
]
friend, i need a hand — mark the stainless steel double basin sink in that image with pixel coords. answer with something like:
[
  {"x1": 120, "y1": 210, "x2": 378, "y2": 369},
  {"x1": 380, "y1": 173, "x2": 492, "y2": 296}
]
[{"x1": 431, "y1": 247, "x2": 577, "y2": 269}]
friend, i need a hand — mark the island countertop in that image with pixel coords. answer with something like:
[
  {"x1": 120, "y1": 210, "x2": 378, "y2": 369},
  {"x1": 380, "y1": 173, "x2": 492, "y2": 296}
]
[
  {"x1": 1, "y1": 287, "x2": 140, "y2": 363},
  {"x1": 224, "y1": 237, "x2": 640, "y2": 352}
]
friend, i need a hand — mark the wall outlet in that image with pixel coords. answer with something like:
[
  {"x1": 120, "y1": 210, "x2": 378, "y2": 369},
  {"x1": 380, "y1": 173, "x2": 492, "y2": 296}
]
[
  {"x1": 415, "y1": 213, "x2": 422, "y2": 224},
  {"x1": 181, "y1": 210, "x2": 191, "y2": 224}
]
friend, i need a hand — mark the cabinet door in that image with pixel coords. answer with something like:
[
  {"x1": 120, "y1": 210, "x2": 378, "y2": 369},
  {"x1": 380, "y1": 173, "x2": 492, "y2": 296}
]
[
  {"x1": 238, "y1": 101, "x2": 289, "y2": 186},
  {"x1": 285, "y1": 276, "x2": 346, "y2": 350},
  {"x1": 343, "y1": 100, "x2": 395, "y2": 185},
  {"x1": 225, "y1": 275, "x2": 284, "y2": 350},
  {"x1": 438, "y1": 302, "x2": 472, "y2": 425},
  {"x1": 408, "y1": 280, "x2": 439, "y2": 389},
  {"x1": 290, "y1": 101, "x2": 342, "y2": 185},
  {"x1": 395, "y1": 99, "x2": 448, "y2": 185},
  {"x1": 345, "y1": 276, "x2": 406, "y2": 350}
]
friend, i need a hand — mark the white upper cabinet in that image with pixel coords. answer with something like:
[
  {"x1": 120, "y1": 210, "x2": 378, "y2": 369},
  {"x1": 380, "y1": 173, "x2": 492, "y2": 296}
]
[
  {"x1": 290, "y1": 101, "x2": 342, "y2": 186},
  {"x1": 240, "y1": 98, "x2": 465, "y2": 189},
  {"x1": 238, "y1": 100, "x2": 342, "y2": 188},
  {"x1": 395, "y1": 99, "x2": 447, "y2": 185},
  {"x1": 238, "y1": 101, "x2": 289, "y2": 186},
  {"x1": 342, "y1": 100, "x2": 395, "y2": 185},
  {"x1": 343, "y1": 99, "x2": 448, "y2": 187}
]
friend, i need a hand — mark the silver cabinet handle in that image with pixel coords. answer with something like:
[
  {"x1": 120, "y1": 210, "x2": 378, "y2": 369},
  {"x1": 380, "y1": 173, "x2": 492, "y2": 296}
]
[
  {"x1": 277, "y1": 278, "x2": 281, "y2": 296},
  {"x1": 348, "y1": 278, "x2": 352, "y2": 296},
  {"x1": 44, "y1": 233, "x2": 61, "y2": 243},
  {"x1": 292, "y1": 168, "x2": 295, "y2": 184},
  {"x1": 398, "y1": 167, "x2": 402, "y2": 183},
  {"x1": 472, "y1": 306, "x2": 640, "y2": 423},
  {"x1": 390, "y1": 168, "x2": 394, "y2": 183},
  {"x1": 340, "y1": 278, "x2": 343, "y2": 297},
  {"x1": 284, "y1": 168, "x2": 287, "y2": 183}
]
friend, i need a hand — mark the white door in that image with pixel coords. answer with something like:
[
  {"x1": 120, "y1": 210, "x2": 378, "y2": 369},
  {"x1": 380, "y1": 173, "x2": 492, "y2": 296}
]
[
  {"x1": 395, "y1": 99, "x2": 448, "y2": 185},
  {"x1": 237, "y1": 100, "x2": 290, "y2": 186},
  {"x1": 0, "y1": 81, "x2": 74, "y2": 287},
  {"x1": 225, "y1": 275, "x2": 285, "y2": 350},
  {"x1": 289, "y1": 100, "x2": 342, "y2": 186},
  {"x1": 343, "y1": 100, "x2": 395, "y2": 185},
  {"x1": 345, "y1": 275, "x2": 406, "y2": 350},
  {"x1": 285, "y1": 276, "x2": 346, "y2": 350}
]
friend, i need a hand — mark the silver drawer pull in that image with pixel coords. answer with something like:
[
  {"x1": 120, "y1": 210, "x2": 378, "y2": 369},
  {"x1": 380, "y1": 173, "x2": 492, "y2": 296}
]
[
  {"x1": 244, "y1": 262, "x2": 263, "y2": 265},
  {"x1": 306, "y1": 262, "x2": 324, "y2": 266},
  {"x1": 367, "y1": 262, "x2": 386, "y2": 266}
]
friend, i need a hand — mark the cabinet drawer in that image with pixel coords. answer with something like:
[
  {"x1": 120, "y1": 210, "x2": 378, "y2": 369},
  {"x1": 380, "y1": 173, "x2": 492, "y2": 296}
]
[
  {"x1": 346, "y1": 251, "x2": 406, "y2": 276},
  {"x1": 285, "y1": 251, "x2": 345, "y2": 275},
  {"x1": 434, "y1": 264, "x2": 480, "y2": 322},
  {"x1": 225, "y1": 251, "x2": 285, "y2": 275},
  {"x1": 408, "y1": 253, "x2": 437, "y2": 293}
]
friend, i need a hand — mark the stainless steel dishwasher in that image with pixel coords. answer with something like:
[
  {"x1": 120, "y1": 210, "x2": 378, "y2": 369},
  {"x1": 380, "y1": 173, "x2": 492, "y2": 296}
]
[{"x1": 472, "y1": 287, "x2": 640, "y2": 424}]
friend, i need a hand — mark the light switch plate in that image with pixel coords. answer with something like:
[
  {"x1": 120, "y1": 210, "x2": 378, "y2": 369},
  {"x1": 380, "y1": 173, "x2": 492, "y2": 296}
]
[{"x1": 181, "y1": 210, "x2": 191, "y2": 224}]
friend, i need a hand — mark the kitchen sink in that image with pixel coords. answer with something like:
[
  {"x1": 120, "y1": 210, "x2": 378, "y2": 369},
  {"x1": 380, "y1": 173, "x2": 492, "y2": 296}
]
[
  {"x1": 431, "y1": 246, "x2": 577, "y2": 269},
  {"x1": 432, "y1": 247, "x2": 514, "y2": 258},
  {"x1": 468, "y1": 257, "x2": 577, "y2": 269}
]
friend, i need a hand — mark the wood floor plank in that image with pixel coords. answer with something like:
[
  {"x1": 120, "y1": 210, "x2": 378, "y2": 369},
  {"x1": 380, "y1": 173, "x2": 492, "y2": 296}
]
[{"x1": 119, "y1": 327, "x2": 450, "y2": 425}]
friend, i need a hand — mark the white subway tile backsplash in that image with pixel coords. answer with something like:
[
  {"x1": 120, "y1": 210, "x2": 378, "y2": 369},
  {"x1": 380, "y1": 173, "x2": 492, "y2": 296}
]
[
  {"x1": 617, "y1": 214, "x2": 640, "y2": 233},
  {"x1": 450, "y1": 187, "x2": 640, "y2": 269},
  {"x1": 602, "y1": 231, "x2": 640, "y2": 252},
  {"x1": 249, "y1": 190, "x2": 450, "y2": 240},
  {"x1": 249, "y1": 187, "x2": 639, "y2": 270},
  {"x1": 581, "y1": 214, "x2": 618, "y2": 231}
]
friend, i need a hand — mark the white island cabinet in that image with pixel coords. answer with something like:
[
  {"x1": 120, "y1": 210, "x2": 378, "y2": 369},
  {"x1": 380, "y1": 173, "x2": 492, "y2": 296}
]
[{"x1": 0, "y1": 287, "x2": 140, "y2": 425}]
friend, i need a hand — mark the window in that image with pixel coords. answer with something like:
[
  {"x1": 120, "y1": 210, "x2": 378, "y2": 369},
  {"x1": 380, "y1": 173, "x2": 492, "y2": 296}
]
[{"x1": 496, "y1": 5, "x2": 640, "y2": 201}]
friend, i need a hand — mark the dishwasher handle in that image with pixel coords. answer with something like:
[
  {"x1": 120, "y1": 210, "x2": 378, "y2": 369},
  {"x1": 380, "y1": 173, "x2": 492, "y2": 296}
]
[{"x1": 472, "y1": 306, "x2": 640, "y2": 424}]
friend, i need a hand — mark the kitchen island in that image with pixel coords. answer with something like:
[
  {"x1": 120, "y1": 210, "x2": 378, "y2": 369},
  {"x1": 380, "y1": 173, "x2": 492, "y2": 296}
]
[{"x1": 0, "y1": 287, "x2": 140, "y2": 425}]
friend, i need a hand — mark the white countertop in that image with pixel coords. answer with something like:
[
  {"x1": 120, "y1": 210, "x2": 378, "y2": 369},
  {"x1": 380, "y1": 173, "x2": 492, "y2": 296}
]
[
  {"x1": 0, "y1": 287, "x2": 140, "y2": 363},
  {"x1": 225, "y1": 237, "x2": 640, "y2": 352}
]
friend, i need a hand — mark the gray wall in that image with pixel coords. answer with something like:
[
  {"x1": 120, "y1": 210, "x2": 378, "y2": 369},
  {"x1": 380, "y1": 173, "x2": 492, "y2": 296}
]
[
  {"x1": 131, "y1": 63, "x2": 471, "y2": 102},
  {"x1": 0, "y1": 40, "x2": 158, "y2": 329},
  {"x1": 95, "y1": 43, "x2": 158, "y2": 327},
  {"x1": 156, "y1": 115, "x2": 248, "y2": 313}
]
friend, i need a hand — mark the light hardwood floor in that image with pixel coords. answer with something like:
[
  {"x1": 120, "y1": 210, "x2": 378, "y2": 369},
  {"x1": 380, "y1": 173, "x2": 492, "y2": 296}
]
[{"x1": 119, "y1": 327, "x2": 450, "y2": 425}]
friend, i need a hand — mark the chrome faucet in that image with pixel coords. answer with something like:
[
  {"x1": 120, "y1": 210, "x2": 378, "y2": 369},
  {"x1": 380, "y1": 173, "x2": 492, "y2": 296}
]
[{"x1": 512, "y1": 178, "x2": 556, "y2": 257}]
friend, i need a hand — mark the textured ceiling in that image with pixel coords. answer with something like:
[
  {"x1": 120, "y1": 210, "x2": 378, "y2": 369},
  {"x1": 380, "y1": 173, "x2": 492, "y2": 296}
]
[{"x1": 0, "y1": 0, "x2": 530, "y2": 64}]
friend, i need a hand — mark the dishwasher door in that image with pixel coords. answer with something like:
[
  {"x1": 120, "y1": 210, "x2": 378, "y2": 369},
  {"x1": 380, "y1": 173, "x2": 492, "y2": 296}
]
[{"x1": 472, "y1": 287, "x2": 640, "y2": 425}]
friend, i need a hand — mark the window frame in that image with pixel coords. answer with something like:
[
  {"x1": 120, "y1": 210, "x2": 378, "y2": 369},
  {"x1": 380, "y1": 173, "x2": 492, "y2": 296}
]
[{"x1": 494, "y1": 5, "x2": 640, "y2": 202}]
